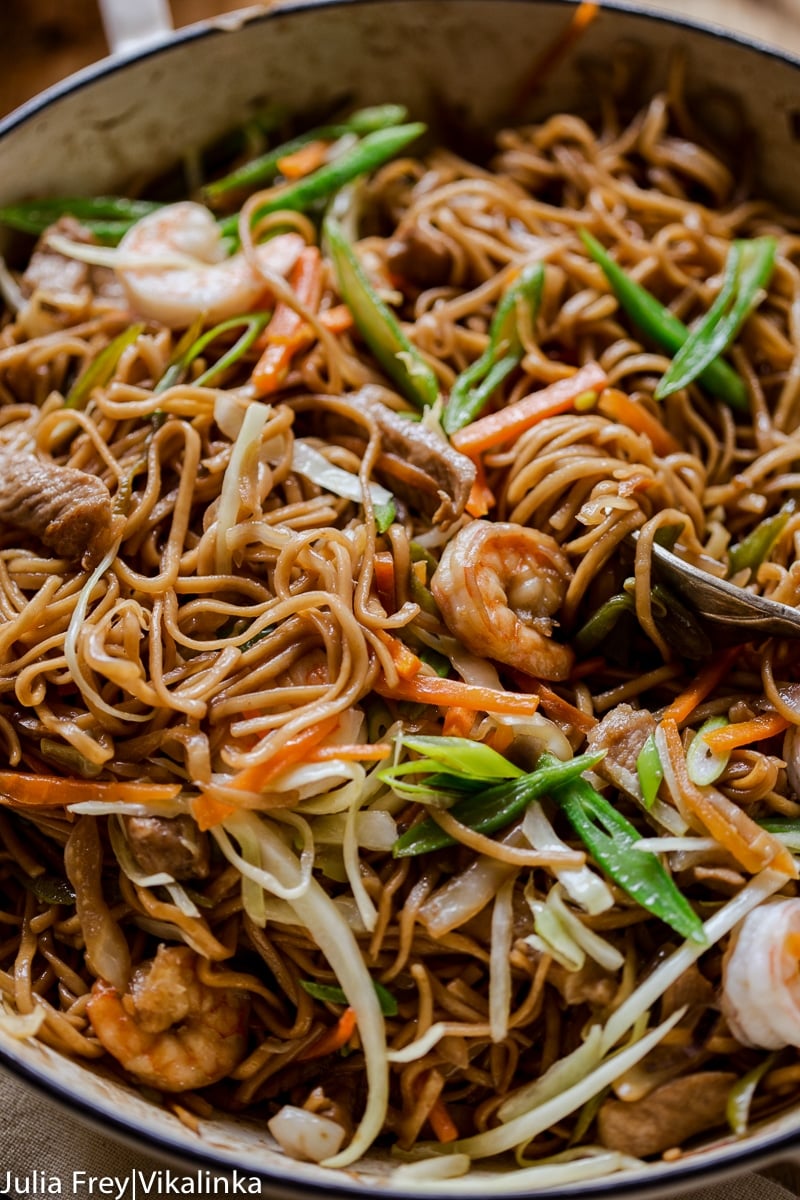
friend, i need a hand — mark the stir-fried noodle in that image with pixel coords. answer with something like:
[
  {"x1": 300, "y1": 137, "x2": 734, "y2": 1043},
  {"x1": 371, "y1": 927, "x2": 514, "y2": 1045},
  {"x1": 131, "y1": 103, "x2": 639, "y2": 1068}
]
[{"x1": 2, "y1": 47, "x2": 800, "y2": 1182}]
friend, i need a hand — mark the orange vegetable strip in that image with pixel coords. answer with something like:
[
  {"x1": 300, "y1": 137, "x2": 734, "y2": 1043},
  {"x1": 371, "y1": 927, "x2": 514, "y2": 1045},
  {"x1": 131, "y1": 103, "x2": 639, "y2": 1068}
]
[
  {"x1": 318, "y1": 304, "x2": 354, "y2": 334},
  {"x1": 308, "y1": 743, "x2": 391, "y2": 762},
  {"x1": 228, "y1": 714, "x2": 340, "y2": 793},
  {"x1": 451, "y1": 362, "x2": 607, "y2": 456},
  {"x1": 192, "y1": 792, "x2": 237, "y2": 833},
  {"x1": 507, "y1": 670, "x2": 597, "y2": 732},
  {"x1": 485, "y1": 722, "x2": 515, "y2": 756},
  {"x1": 661, "y1": 647, "x2": 739, "y2": 725},
  {"x1": 660, "y1": 718, "x2": 797, "y2": 877},
  {"x1": 428, "y1": 1093, "x2": 460, "y2": 1143},
  {"x1": 443, "y1": 705, "x2": 477, "y2": 738},
  {"x1": 703, "y1": 712, "x2": 791, "y2": 755},
  {"x1": 376, "y1": 631, "x2": 422, "y2": 680},
  {"x1": 0, "y1": 773, "x2": 181, "y2": 809},
  {"x1": 465, "y1": 455, "x2": 495, "y2": 518},
  {"x1": 277, "y1": 139, "x2": 330, "y2": 180},
  {"x1": 373, "y1": 552, "x2": 396, "y2": 611},
  {"x1": 298, "y1": 1006, "x2": 357, "y2": 1061},
  {"x1": 785, "y1": 931, "x2": 800, "y2": 959},
  {"x1": 252, "y1": 246, "x2": 322, "y2": 395},
  {"x1": 598, "y1": 388, "x2": 681, "y2": 457},
  {"x1": 514, "y1": 2, "x2": 600, "y2": 106},
  {"x1": 375, "y1": 674, "x2": 540, "y2": 716}
]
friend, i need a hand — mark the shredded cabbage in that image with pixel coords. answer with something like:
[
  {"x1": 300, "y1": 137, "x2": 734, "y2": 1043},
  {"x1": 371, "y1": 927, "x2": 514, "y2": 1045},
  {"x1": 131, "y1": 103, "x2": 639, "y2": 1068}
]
[
  {"x1": 225, "y1": 809, "x2": 388, "y2": 1168},
  {"x1": 523, "y1": 804, "x2": 614, "y2": 915},
  {"x1": 292, "y1": 440, "x2": 393, "y2": 513},
  {"x1": 216, "y1": 400, "x2": 271, "y2": 573},
  {"x1": 489, "y1": 877, "x2": 515, "y2": 1042},
  {"x1": 64, "y1": 539, "x2": 151, "y2": 724}
]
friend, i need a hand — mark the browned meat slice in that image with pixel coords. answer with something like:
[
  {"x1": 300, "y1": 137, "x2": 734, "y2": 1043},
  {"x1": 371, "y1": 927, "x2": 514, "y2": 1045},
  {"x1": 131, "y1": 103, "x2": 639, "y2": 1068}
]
[
  {"x1": 123, "y1": 814, "x2": 210, "y2": 881},
  {"x1": 386, "y1": 225, "x2": 454, "y2": 288},
  {"x1": 549, "y1": 959, "x2": 617, "y2": 1009},
  {"x1": 0, "y1": 450, "x2": 113, "y2": 562},
  {"x1": 585, "y1": 704, "x2": 656, "y2": 805},
  {"x1": 354, "y1": 390, "x2": 475, "y2": 525},
  {"x1": 662, "y1": 963, "x2": 715, "y2": 1019},
  {"x1": 597, "y1": 1071, "x2": 736, "y2": 1157},
  {"x1": 22, "y1": 217, "x2": 126, "y2": 304},
  {"x1": 612, "y1": 967, "x2": 715, "y2": 1102},
  {"x1": 587, "y1": 704, "x2": 655, "y2": 776}
]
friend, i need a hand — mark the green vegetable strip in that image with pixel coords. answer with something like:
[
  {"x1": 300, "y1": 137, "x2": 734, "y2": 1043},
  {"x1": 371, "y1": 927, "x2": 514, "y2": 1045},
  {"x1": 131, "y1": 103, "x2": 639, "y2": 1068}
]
[
  {"x1": 0, "y1": 197, "x2": 160, "y2": 244},
  {"x1": 399, "y1": 734, "x2": 525, "y2": 780},
  {"x1": 655, "y1": 237, "x2": 777, "y2": 400},
  {"x1": 444, "y1": 262, "x2": 545, "y2": 434},
  {"x1": 580, "y1": 228, "x2": 749, "y2": 411},
  {"x1": 726, "y1": 1053, "x2": 777, "y2": 1137},
  {"x1": 728, "y1": 503, "x2": 794, "y2": 576},
  {"x1": 300, "y1": 977, "x2": 398, "y2": 1017},
  {"x1": 219, "y1": 123, "x2": 426, "y2": 239},
  {"x1": 325, "y1": 213, "x2": 440, "y2": 410},
  {"x1": 65, "y1": 323, "x2": 145, "y2": 410},
  {"x1": 392, "y1": 750, "x2": 605, "y2": 858},
  {"x1": 205, "y1": 104, "x2": 408, "y2": 198},
  {"x1": 545, "y1": 759, "x2": 706, "y2": 943},
  {"x1": 636, "y1": 733, "x2": 664, "y2": 811},
  {"x1": 573, "y1": 592, "x2": 634, "y2": 656},
  {"x1": 374, "y1": 500, "x2": 397, "y2": 534}
]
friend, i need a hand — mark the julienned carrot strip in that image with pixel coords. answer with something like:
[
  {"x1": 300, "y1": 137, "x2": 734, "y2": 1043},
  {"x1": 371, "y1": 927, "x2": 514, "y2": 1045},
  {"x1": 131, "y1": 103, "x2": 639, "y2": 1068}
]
[
  {"x1": 660, "y1": 718, "x2": 797, "y2": 877},
  {"x1": 377, "y1": 631, "x2": 422, "y2": 680},
  {"x1": 318, "y1": 304, "x2": 354, "y2": 334},
  {"x1": 485, "y1": 722, "x2": 515, "y2": 756},
  {"x1": 192, "y1": 792, "x2": 237, "y2": 833},
  {"x1": 661, "y1": 647, "x2": 739, "y2": 725},
  {"x1": 443, "y1": 705, "x2": 477, "y2": 738},
  {"x1": 598, "y1": 388, "x2": 681, "y2": 457},
  {"x1": 428, "y1": 1093, "x2": 459, "y2": 1143},
  {"x1": 298, "y1": 1006, "x2": 357, "y2": 1061},
  {"x1": 465, "y1": 455, "x2": 495, "y2": 517},
  {"x1": 277, "y1": 139, "x2": 331, "y2": 180},
  {"x1": 309, "y1": 743, "x2": 391, "y2": 762},
  {"x1": 375, "y1": 673, "x2": 540, "y2": 716},
  {"x1": 785, "y1": 931, "x2": 800, "y2": 959},
  {"x1": 507, "y1": 670, "x2": 597, "y2": 732},
  {"x1": 229, "y1": 714, "x2": 340, "y2": 793},
  {"x1": 703, "y1": 712, "x2": 791, "y2": 755},
  {"x1": 252, "y1": 246, "x2": 322, "y2": 395},
  {"x1": 0, "y1": 773, "x2": 181, "y2": 809},
  {"x1": 373, "y1": 552, "x2": 396, "y2": 611},
  {"x1": 450, "y1": 362, "x2": 607, "y2": 456},
  {"x1": 515, "y1": 1, "x2": 600, "y2": 105}
]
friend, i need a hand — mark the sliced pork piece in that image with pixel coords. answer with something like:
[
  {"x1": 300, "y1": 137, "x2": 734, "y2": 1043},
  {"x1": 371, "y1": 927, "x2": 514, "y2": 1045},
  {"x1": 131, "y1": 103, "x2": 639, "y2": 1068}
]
[
  {"x1": 597, "y1": 1071, "x2": 736, "y2": 1157},
  {"x1": 123, "y1": 814, "x2": 210, "y2": 881},
  {"x1": 587, "y1": 704, "x2": 655, "y2": 782},
  {"x1": 0, "y1": 449, "x2": 114, "y2": 563},
  {"x1": 353, "y1": 389, "x2": 475, "y2": 525}
]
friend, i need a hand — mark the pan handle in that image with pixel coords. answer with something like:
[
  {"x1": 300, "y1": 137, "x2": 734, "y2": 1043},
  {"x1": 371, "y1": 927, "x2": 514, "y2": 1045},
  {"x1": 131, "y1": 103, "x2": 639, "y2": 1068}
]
[{"x1": 96, "y1": 0, "x2": 174, "y2": 55}]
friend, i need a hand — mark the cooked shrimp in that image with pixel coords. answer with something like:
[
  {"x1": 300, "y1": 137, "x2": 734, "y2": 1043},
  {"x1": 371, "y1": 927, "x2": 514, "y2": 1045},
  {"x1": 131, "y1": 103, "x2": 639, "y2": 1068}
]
[
  {"x1": 117, "y1": 202, "x2": 305, "y2": 327},
  {"x1": 86, "y1": 944, "x2": 249, "y2": 1091},
  {"x1": 431, "y1": 520, "x2": 574, "y2": 681},
  {"x1": 722, "y1": 899, "x2": 800, "y2": 1049}
]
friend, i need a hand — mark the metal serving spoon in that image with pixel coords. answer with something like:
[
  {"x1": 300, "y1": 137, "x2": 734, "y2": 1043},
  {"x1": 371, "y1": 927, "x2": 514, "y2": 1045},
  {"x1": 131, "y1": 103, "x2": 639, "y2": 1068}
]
[{"x1": 647, "y1": 540, "x2": 800, "y2": 640}]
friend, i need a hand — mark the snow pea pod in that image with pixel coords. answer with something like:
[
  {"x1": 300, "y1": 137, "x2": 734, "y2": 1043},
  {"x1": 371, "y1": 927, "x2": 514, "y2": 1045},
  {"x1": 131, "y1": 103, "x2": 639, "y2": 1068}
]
[
  {"x1": 325, "y1": 213, "x2": 440, "y2": 410},
  {"x1": 205, "y1": 104, "x2": 408, "y2": 199},
  {"x1": 392, "y1": 749, "x2": 605, "y2": 858},
  {"x1": 219, "y1": 123, "x2": 426, "y2": 238},
  {"x1": 580, "y1": 228, "x2": 749, "y2": 411},
  {"x1": 545, "y1": 757, "x2": 706, "y2": 943}
]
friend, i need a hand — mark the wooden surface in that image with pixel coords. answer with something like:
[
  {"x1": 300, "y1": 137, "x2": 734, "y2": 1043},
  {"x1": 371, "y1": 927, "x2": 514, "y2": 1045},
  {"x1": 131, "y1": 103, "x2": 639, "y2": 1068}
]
[{"x1": 2, "y1": 0, "x2": 800, "y2": 118}]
